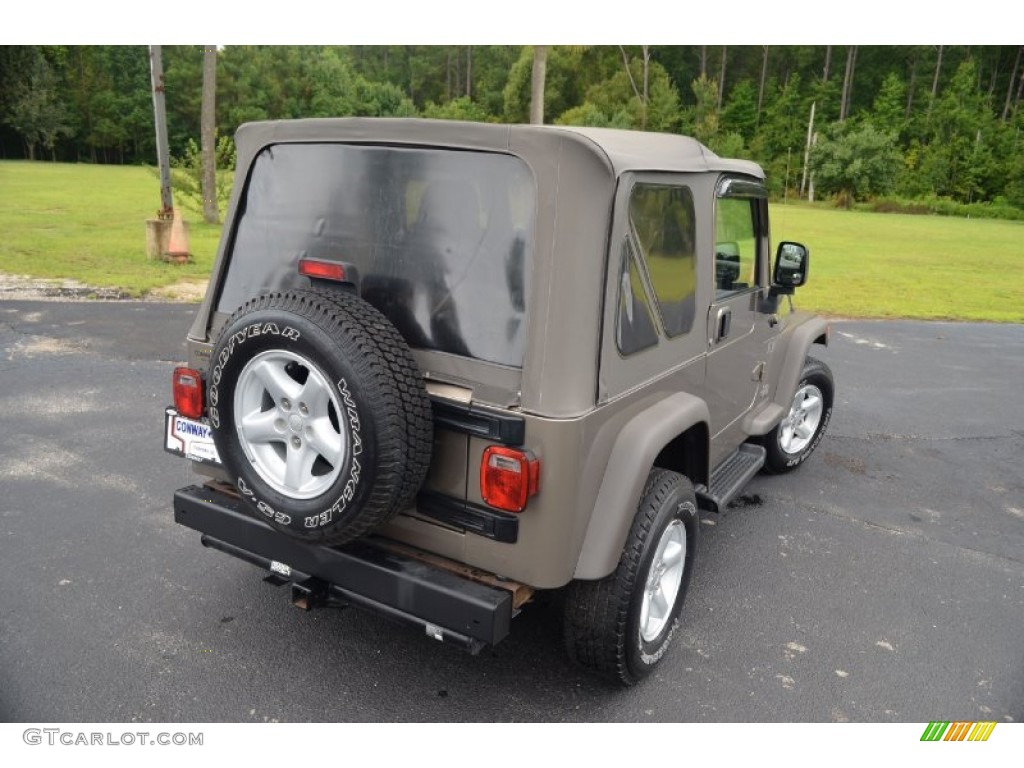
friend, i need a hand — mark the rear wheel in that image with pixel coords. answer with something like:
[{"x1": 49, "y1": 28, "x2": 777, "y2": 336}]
[{"x1": 564, "y1": 469, "x2": 698, "y2": 685}]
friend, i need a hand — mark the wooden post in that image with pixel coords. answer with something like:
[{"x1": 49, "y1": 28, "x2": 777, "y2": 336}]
[
  {"x1": 149, "y1": 45, "x2": 173, "y2": 220},
  {"x1": 147, "y1": 44, "x2": 190, "y2": 261}
]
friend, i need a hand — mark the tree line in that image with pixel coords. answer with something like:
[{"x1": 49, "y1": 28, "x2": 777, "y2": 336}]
[{"x1": 2, "y1": 45, "x2": 1023, "y2": 214}]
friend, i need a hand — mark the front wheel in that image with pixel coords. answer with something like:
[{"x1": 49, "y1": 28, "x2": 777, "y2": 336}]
[
  {"x1": 564, "y1": 469, "x2": 698, "y2": 686},
  {"x1": 760, "y1": 356, "x2": 834, "y2": 474}
]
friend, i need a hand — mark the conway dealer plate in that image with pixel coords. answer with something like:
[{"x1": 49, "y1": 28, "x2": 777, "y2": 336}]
[{"x1": 164, "y1": 408, "x2": 222, "y2": 466}]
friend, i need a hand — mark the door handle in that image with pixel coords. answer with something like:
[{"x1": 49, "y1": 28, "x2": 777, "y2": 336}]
[{"x1": 716, "y1": 307, "x2": 732, "y2": 342}]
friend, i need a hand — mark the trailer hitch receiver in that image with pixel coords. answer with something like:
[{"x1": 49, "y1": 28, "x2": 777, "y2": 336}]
[{"x1": 291, "y1": 577, "x2": 329, "y2": 611}]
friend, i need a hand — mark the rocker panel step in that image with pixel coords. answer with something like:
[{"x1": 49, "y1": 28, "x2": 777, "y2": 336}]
[{"x1": 698, "y1": 444, "x2": 766, "y2": 512}]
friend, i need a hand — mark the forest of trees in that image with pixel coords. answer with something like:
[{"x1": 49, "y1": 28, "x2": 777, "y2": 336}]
[{"x1": 2, "y1": 44, "x2": 1023, "y2": 215}]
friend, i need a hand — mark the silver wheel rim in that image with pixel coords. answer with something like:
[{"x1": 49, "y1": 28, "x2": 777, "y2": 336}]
[
  {"x1": 779, "y1": 383, "x2": 824, "y2": 455},
  {"x1": 640, "y1": 519, "x2": 686, "y2": 643},
  {"x1": 233, "y1": 349, "x2": 346, "y2": 499}
]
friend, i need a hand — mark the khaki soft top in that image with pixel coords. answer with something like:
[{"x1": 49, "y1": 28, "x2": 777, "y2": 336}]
[{"x1": 232, "y1": 117, "x2": 765, "y2": 180}]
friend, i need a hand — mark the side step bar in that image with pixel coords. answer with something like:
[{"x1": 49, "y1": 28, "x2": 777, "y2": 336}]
[
  {"x1": 696, "y1": 444, "x2": 766, "y2": 512},
  {"x1": 173, "y1": 484, "x2": 514, "y2": 653}
]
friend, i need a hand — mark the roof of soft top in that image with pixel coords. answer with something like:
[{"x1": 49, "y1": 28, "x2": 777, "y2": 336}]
[
  {"x1": 548, "y1": 124, "x2": 764, "y2": 178},
  {"x1": 234, "y1": 118, "x2": 765, "y2": 179}
]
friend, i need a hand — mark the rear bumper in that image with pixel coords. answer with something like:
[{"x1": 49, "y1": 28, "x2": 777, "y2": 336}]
[{"x1": 173, "y1": 484, "x2": 515, "y2": 651}]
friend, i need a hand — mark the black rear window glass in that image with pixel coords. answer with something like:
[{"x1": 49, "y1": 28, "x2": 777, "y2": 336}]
[{"x1": 219, "y1": 144, "x2": 535, "y2": 367}]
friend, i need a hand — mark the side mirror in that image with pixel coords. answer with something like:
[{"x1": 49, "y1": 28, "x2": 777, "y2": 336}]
[
  {"x1": 773, "y1": 241, "x2": 809, "y2": 289},
  {"x1": 715, "y1": 241, "x2": 740, "y2": 290}
]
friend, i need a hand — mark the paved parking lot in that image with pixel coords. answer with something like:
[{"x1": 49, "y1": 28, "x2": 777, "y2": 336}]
[{"x1": 1, "y1": 300, "x2": 1021, "y2": 722}]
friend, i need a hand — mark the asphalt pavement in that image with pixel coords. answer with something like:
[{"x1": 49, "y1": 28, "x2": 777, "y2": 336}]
[{"x1": 0, "y1": 300, "x2": 1021, "y2": 722}]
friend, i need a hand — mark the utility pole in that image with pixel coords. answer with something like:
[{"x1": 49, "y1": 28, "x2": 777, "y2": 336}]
[
  {"x1": 146, "y1": 44, "x2": 190, "y2": 262},
  {"x1": 150, "y1": 45, "x2": 173, "y2": 220},
  {"x1": 201, "y1": 45, "x2": 218, "y2": 224},
  {"x1": 800, "y1": 101, "x2": 816, "y2": 199},
  {"x1": 530, "y1": 46, "x2": 548, "y2": 125}
]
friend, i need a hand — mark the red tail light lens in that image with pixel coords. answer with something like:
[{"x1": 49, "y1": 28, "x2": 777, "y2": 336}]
[
  {"x1": 480, "y1": 446, "x2": 540, "y2": 513},
  {"x1": 173, "y1": 367, "x2": 204, "y2": 419}
]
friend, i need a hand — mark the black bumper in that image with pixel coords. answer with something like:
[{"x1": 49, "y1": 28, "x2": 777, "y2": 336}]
[{"x1": 173, "y1": 485, "x2": 513, "y2": 651}]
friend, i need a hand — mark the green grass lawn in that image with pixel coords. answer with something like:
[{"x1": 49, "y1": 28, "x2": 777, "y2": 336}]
[
  {"x1": 1, "y1": 161, "x2": 1022, "y2": 321},
  {"x1": 0, "y1": 161, "x2": 222, "y2": 296},
  {"x1": 771, "y1": 202, "x2": 1024, "y2": 323}
]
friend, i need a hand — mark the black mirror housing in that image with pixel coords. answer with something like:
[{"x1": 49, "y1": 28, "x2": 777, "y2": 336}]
[{"x1": 773, "y1": 241, "x2": 809, "y2": 289}]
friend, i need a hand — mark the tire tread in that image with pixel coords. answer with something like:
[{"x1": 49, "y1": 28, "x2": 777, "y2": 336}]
[
  {"x1": 564, "y1": 469, "x2": 694, "y2": 686},
  {"x1": 215, "y1": 287, "x2": 433, "y2": 545}
]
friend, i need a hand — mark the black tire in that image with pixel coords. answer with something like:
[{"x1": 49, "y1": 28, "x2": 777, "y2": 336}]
[
  {"x1": 206, "y1": 288, "x2": 433, "y2": 545},
  {"x1": 564, "y1": 469, "x2": 698, "y2": 686},
  {"x1": 759, "y1": 356, "x2": 833, "y2": 474}
]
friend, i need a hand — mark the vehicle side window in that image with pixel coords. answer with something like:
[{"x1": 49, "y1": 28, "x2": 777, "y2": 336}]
[
  {"x1": 715, "y1": 197, "x2": 759, "y2": 298},
  {"x1": 628, "y1": 184, "x2": 697, "y2": 337},
  {"x1": 615, "y1": 240, "x2": 659, "y2": 356}
]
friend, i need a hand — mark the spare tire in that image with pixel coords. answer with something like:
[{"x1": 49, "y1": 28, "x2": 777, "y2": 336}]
[{"x1": 207, "y1": 288, "x2": 433, "y2": 545}]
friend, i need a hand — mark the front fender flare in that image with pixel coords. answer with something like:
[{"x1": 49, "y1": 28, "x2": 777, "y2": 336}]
[
  {"x1": 574, "y1": 392, "x2": 709, "y2": 580},
  {"x1": 746, "y1": 314, "x2": 830, "y2": 436}
]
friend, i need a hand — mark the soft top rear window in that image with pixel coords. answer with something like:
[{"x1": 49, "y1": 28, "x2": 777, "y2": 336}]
[{"x1": 218, "y1": 143, "x2": 536, "y2": 367}]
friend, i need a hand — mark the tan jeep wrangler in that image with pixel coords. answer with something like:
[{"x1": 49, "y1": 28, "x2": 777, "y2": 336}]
[{"x1": 166, "y1": 118, "x2": 833, "y2": 685}]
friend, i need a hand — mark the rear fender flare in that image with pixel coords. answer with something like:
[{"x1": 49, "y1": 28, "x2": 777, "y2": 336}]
[{"x1": 574, "y1": 392, "x2": 710, "y2": 580}]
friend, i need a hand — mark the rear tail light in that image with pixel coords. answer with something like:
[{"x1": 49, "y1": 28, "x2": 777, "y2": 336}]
[
  {"x1": 480, "y1": 446, "x2": 540, "y2": 513},
  {"x1": 173, "y1": 367, "x2": 204, "y2": 419}
]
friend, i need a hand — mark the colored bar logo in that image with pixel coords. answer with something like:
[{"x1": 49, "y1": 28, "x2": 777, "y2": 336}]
[{"x1": 921, "y1": 721, "x2": 997, "y2": 742}]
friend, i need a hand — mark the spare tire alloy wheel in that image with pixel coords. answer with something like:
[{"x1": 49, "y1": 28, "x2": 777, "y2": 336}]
[
  {"x1": 565, "y1": 469, "x2": 698, "y2": 685},
  {"x1": 207, "y1": 289, "x2": 433, "y2": 545},
  {"x1": 234, "y1": 348, "x2": 346, "y2": 500}
]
